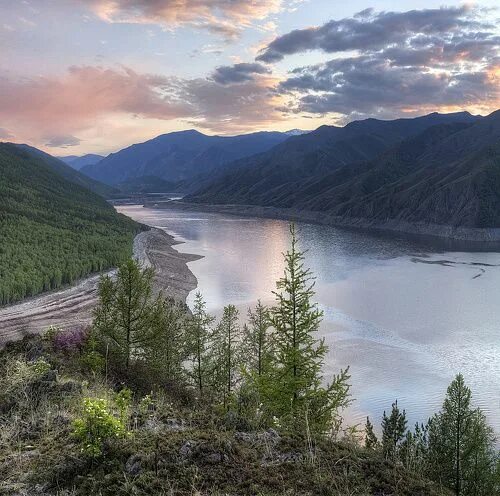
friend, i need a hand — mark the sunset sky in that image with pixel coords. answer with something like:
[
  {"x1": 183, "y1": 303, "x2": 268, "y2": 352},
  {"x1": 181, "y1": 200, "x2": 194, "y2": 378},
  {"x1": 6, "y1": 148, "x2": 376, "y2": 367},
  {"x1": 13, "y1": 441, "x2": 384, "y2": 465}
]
[{"x1": 1, "y1": 0, "x2": 499, "y2": 155}]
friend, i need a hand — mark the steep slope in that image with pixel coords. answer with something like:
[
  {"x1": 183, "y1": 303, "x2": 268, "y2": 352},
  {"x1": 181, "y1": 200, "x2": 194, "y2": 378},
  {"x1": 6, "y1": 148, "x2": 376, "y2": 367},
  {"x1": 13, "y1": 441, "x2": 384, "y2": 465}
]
[
  {"x1": 187, "y1": 112, "x2": 479, "y2": 203},
  {"x1": 13, "y1": 144, "x2": 116, "y2": 197},
  {"x1": 0, "y1": 143, "x2": 141, "y2": 304},
  {"x1": 81, "y1": 130, "x2": 292, "y2": 186},
  {"x1": 60, "y1": 153, "x2": 104, "y2": 170}
]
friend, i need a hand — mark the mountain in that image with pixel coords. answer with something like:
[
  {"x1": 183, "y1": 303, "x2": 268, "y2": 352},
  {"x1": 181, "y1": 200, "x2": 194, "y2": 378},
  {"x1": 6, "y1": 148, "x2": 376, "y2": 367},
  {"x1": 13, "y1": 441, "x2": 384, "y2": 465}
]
[
  {"x1": 0, "y1": 143, "x2": 140, "y2": 304},
  {"x1": 116, "y1": 175, "x2": 177, "y2": 194},
  {"x1": 187, "y1": 111, "x2": 480, "y2": 204},
  {"x1": 59, "y1": 153, "x2": 104, "y2": 170},
  {"x1": 188, "y1": 110, "x2": 500, "y2": 231},
  {"x1": 80, "y1": 130, "x2": 292, "y2": 186},
  {"x1": 12, "y1": 144, "x2": 116, "y2": 197}
]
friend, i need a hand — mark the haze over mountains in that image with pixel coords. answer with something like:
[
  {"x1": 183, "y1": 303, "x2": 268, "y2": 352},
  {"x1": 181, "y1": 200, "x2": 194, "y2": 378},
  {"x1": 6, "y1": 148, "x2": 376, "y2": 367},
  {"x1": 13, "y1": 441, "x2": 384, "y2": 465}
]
[
  {"x1": 81, "y1": 130, "x2": 296, "y2": 186},
  {"x1": 60, "y1": 154, "x2": 104, "y2": 171}
]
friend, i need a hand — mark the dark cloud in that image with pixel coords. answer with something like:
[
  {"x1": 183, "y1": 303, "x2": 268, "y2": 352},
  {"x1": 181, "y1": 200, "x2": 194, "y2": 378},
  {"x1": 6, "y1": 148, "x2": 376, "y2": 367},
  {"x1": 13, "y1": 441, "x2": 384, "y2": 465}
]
[
  {"x1": 212, "y1": 63, "x2": 270, "y2": 85},
  {"x1": 257, "y1": 6, "x2": 488, "y2": 62},
  {"x1": 44, "y1": 135, "x2": 81, "y2": 148}
]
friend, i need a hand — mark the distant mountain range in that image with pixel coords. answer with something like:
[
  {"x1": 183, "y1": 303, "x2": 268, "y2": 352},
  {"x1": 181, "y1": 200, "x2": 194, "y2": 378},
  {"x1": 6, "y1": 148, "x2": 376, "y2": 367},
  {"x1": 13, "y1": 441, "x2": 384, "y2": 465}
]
[
  {"x1": 81, "y1": 130, "x2": 294, "y2": 186},
  {"x1": 186, "y1": 110, "x2": 500, "y2": 232},
  {"x1": 59, "y1": 153, "x2": 104, "y2": 170}
]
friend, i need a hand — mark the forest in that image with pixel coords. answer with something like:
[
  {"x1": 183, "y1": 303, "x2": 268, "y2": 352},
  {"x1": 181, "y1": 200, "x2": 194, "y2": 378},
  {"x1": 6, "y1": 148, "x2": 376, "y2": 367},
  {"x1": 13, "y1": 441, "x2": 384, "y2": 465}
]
[
  {"x1": 0, "y1": 143, "x2": 141, "y2": 304},
  {"x1": 0, "y1": 225, "x2": 497, "y2": 495}
]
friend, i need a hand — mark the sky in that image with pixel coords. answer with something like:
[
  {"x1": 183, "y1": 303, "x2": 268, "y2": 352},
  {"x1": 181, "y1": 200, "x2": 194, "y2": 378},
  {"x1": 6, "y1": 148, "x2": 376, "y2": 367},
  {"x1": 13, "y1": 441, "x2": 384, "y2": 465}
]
[{"x1": 0, "y1": 0, "x2": 499, "y2": 155}]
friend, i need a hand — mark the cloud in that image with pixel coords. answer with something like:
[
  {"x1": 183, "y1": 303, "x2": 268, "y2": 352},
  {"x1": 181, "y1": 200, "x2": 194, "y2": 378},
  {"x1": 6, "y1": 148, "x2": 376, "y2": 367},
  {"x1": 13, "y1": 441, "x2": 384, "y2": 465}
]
[
  {"x1": 44, "y1": 135, "x2": 81, "y2": 148},
  {"x1": 0, "y1": 128, "x2": 14, "y2": 140},
  {"x1": 80, "y1": 0, "x2": 283, "y2": 38},
  {"x1": 0, "y1": 64, "x2": 285, "y2": 148},
  {"x1": 212, "y1": 63, "x2": 270, "y2": 85},
  {"x1": 257, "y1": 6, "x2": 489, "y2": 62},
  {"x1": 266, "y1": 6, "x2": 499, "y2": 120}
]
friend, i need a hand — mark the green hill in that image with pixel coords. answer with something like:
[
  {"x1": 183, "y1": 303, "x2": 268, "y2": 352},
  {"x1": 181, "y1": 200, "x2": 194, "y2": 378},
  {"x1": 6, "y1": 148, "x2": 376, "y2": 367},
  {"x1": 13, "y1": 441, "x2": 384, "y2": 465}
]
[{"x1": 0, "y1": 143, "x2": 141, "y2": 304}]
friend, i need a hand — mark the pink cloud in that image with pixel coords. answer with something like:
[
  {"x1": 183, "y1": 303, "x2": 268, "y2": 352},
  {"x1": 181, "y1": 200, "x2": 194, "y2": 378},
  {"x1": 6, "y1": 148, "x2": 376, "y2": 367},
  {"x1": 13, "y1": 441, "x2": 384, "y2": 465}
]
[{"x1": 80, "y1": 0, "x2": 283, "y2": 37}]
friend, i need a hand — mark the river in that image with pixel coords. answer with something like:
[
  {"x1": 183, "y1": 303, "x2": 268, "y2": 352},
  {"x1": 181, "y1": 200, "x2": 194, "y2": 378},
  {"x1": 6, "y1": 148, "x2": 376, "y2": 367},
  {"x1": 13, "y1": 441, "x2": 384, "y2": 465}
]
[{"x1": 117, "y1": 204, "x2": 500, "y2": 435}]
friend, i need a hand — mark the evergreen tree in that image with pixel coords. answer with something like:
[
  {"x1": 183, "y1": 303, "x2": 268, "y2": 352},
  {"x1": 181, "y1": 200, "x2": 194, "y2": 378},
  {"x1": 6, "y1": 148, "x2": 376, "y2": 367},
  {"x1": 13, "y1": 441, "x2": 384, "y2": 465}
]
[
  {"x1": 427, "y1": 374, "x2": 498, "y2": 495},
  {"x1": 400, "y1": 423, "x2": 428, "y2": 475},
  {"x1": 243, "y1": 301, "x2": 273, "y2": 377},
  {"x1": 365, "y1": 416, "x2": 379, "y2": 450},
  {"x1": 185, "y1": 292, "x2": 215, "y2": 400},
  {"x1": 211, "y1": 304, "x2": 242, "y2": 409},
  {"x1": 145, "y1": 296, "x2": 188, "y2": 382},
  {"x1": 93, "y1": 259, "x2": 154, "y2": 370},
  {"x1": 266, "y1": 224, "x2": 350, "y2": 435},
  {"x1": 381, "y1": 400, "x2": 407, "y2": 461}
]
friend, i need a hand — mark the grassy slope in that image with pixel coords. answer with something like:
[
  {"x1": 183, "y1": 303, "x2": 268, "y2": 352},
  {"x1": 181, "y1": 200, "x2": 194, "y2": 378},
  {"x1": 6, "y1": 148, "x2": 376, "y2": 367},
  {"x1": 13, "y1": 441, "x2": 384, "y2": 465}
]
[
  {"x1": 0, "y1": 143, "x2": 141, "y2": 304},
  {"x1": 0, "y1": 334, "x2": 450, "y2": 496}
]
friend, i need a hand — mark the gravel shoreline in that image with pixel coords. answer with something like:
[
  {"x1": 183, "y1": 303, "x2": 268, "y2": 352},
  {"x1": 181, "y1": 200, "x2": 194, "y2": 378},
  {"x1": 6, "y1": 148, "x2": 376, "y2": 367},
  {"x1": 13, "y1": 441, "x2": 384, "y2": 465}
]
[{"x1": 0, "y1": 229, "x2": 201, "y2": 347}]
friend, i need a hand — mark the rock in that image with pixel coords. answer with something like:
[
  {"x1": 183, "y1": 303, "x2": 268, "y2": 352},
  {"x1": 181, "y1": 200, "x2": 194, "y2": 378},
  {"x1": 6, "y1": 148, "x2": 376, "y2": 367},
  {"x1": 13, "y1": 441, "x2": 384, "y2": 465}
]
[
  {"x1": 179, "y1": 440, "x2": 196, "y2": 458},
  {"x1": 164, "y1": 418, "x2": 185, "y2": 431},
  {"x1": 204, "y1": 452, "x2": 225, "y2": 464},
  {"x1": 125, "y1": 454, "x2": 142, "y2": 476}
]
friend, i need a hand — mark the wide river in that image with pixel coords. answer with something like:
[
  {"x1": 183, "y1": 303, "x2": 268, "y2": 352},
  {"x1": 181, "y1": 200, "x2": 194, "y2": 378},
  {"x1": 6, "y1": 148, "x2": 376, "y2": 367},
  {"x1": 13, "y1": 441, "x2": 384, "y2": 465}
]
[{"x1": 118, "y1": 204, "x2": 500, "y2": 435}]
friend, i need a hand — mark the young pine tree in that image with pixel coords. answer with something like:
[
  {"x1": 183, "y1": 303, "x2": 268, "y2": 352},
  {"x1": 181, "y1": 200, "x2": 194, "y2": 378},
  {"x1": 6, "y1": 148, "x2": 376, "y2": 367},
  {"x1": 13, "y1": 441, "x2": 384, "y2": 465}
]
[
  {"x1": 243, "y1": 301, "x2": 273, "y2": 377},
  {"x1": 427, "y1": 374, "x2": 498, "y2": 496},
  {"x1": 266, "y1": 224, "x2": 350, "y2": 435},
  {"x1": 365, "y1": 416, "x2": 379, "y2": 450},
  {"x1": 381, "y1": 400, "x2": 407, "y2": 462},
  {"x1": 211, "y1": 304, "x2": 242, "y2": 410},
  {"x1": 93, "y1": 259, "x2": 154, "y2": 370},
  {"x1": 185, "y1": 292, "x2": 215, "y2": 400}
]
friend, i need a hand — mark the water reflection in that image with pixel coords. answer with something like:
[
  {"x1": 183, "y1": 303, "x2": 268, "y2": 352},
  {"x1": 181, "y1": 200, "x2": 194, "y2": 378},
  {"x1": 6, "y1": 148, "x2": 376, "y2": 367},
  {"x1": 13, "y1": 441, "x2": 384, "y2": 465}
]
[{"x1": 117, "y1": 205, "x2": 500, "y2": 435}]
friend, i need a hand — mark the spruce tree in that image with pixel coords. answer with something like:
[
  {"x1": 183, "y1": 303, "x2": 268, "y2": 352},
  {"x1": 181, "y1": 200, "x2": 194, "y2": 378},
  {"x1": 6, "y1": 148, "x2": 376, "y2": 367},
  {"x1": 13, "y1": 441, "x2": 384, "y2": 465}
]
[
  {"x1": 266, "y1": 224, "x2": 350, "y2": 435},
  {"x1": 365, "y1": 416, "x2": 379, "y2": 450},
  {"x1": 381, "y1": 400, "x2": 407, "y2": 461},
  {"x1": 185, "y1": 292, "x2": 215, "y2": 400},
  {"x1": 93, "y1": 259, "x2": 154, "y2": 370},
  {"x1": 211, "y1": 304, "x2": 242, "y2": 409},
  {"x1": 427, "y1": 374, "x2": 498, "y2": 495}
]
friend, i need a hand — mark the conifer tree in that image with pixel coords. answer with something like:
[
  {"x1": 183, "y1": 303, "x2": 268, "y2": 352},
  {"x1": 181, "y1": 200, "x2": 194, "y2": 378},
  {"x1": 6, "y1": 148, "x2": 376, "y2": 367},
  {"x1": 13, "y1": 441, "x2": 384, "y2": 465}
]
[
  {"x1": 266, "y1": 224, "x2": 350, "y2": 435},
  {"x1": 185, "y1": 292, "x2": 215, "y2": 400},
  {"x1": 211, "y1": 304, "x2": 242, "y2": 409},
  {"x1": 146, "y1": 297, "x2": 188, "y2": 382},
  {"x1": 381, "y1": 400, "x2": 407, "y2": 461},
  {"x1": 93, "y1": 259, "x2": 154, "y2": 370},
  {"x1": 365, "y1": 416, "x2": 379, "y2": 450},
  {"x1": 427, "y1": 374, "x2": 498, "y2": 495},
  {"x1": 243, "y1": 301, "x2": 273, "y2": 377}
]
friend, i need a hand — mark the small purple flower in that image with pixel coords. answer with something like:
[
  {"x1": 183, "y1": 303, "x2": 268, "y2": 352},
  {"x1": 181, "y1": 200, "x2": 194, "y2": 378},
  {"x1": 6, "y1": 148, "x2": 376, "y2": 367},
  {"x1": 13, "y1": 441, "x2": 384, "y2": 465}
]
[{"x1": 52, "y1": 326, "x2": 90, "y2": 353}]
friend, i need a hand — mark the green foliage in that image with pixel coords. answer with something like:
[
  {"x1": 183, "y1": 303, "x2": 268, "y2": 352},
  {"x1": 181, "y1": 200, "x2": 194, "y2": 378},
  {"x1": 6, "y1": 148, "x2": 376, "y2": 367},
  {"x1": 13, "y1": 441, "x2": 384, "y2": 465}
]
[
  {"x1": 264, "y1": 224, "x2": 350, "y2": 435},
  {"x1": 211, "y1": 304, "x2": 242, "y2": 410},
  {"x1": 0, "y1": 143, "x2": 139, "y2": 304},
  {"x1": 364, "y1": 416, "x2": 379, "y2": 450},
  {"x1": 427, "y1": 374, "x2": 498, "y2": 495},
  {"x1": 382, "y1": 400, "x2": 407, "y2": 461},
  {"x1": 185, "y1": 292, "x2": 215, "y2": 399},
  {"x1": 72, "y1": 397, "x2": 127, "y2": 457}
]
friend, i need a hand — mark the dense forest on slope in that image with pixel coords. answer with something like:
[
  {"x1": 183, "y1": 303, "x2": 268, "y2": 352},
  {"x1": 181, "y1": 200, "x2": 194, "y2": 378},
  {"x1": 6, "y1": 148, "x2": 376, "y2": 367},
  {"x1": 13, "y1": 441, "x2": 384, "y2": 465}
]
[
  {"x1": 0, "y1": 143, "x2": 141, "y2": 304},
  {"x1": 14, "y1": 144, "x2": 116, "y2": 197}
]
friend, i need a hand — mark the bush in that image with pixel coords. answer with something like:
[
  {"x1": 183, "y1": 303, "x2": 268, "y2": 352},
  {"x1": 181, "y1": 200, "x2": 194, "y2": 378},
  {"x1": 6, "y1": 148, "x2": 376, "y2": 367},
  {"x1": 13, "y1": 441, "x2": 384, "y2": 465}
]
[{"x1": 73, "y1": 397, "x2": 127, "y2": 457}]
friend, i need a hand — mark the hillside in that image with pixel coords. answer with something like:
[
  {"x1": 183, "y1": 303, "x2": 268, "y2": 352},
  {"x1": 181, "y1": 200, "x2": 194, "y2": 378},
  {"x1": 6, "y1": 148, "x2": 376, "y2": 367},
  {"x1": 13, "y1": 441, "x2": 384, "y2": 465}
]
[
  {"x1": 81, "y1": 130, "x2": 292, "y2": 186},
  {"x1": 59, "y1": 153, "x2": 104, "y2": 170},
  {"x1": 186, "y1": 111, "x2": 500, "y2": 231},
  {"x1": 13, "y1": 144, "x2": 116, "y2": 197},
  {"x1": 0, "y1": 143, "x2": 141, "y2": 304},
  {"x1": 186, "y1": 111, "x2": 479, "y2": 202}
]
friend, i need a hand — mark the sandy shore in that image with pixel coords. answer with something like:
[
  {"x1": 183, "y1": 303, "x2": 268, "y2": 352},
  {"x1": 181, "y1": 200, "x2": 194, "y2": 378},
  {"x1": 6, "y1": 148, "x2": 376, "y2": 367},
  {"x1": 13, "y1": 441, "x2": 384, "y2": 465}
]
[
  {"x1": 0, "y1": 228, "x2": 201, "y2": 347},
  {"x1": 146, "y1": 200, "x2": 500, "y2": 246}
]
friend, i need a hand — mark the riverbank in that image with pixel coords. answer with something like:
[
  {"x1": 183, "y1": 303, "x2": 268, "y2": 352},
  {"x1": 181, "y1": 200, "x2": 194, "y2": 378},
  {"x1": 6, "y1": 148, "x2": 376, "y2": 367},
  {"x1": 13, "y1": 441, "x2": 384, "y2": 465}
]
[
  {"x1": 145, "y1": 200, "x2": 500, "y2": 247},
  {"x1": 0, "y1": 228, "x2": 201, "y2": 347}
]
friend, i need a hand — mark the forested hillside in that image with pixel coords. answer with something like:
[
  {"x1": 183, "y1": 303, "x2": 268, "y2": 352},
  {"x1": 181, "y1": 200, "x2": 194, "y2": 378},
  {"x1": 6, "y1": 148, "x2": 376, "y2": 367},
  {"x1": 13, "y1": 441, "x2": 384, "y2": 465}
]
[{"x1": 0, "y1": 143, "x2": 141, "y2": 304}]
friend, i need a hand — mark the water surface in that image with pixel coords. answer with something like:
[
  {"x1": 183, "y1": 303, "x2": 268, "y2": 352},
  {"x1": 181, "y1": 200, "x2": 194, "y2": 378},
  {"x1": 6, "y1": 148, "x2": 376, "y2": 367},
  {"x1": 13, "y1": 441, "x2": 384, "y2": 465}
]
[{"x1": 118, "y1": 205, "x2": 500, "y2": 435}]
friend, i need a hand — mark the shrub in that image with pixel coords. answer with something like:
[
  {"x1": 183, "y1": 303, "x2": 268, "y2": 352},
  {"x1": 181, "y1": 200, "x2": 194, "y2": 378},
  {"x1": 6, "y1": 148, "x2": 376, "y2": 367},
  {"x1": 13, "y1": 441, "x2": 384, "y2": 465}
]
[
  {"x1": 73, "y1": 397, "x2": 127, "y2": 457},
  {"x1": 52, "y1": 326, "x2": 89, "y2": 353}
]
